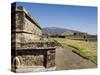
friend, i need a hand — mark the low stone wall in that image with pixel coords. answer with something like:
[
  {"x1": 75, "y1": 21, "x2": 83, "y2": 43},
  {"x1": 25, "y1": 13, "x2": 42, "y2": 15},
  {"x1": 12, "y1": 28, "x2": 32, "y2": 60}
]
[{"x1": 11, "y1": 48, "x2": 56, "y2": 72}]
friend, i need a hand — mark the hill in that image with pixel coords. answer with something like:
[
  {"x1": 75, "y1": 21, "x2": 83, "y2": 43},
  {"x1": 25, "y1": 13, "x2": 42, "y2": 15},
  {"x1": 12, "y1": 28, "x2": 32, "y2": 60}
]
[{"x1": 42, "y1": 27, "x2": 80, "y2": 35}]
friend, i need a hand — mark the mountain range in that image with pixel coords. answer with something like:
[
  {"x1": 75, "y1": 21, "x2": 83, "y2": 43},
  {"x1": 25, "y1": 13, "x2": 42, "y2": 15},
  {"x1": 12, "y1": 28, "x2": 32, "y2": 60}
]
[{"x1": 42, "y1": 27, "x2": 82, "y2": 35}]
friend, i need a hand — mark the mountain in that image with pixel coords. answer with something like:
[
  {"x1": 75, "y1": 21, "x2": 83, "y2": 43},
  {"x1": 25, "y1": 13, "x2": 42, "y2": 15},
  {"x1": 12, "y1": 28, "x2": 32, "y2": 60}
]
[{"x1": 42, "y1": 27, "x2": 80, "y2": 35}]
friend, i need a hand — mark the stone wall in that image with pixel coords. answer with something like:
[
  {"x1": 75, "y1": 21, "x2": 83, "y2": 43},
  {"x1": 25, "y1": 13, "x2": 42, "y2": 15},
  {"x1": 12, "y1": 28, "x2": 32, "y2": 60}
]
[
  {"x1": 24, "y1": 16, "x2": 42, "y2": 36},
  {"x1": 11, "y1": 48, "x2": 56, "y2": 72},
  {"x1": 12, "y1": 6, "x2": 43, "y2": 48},
  {"x1": 11, "y1": 5, "x2": 56, "y2": 72}
]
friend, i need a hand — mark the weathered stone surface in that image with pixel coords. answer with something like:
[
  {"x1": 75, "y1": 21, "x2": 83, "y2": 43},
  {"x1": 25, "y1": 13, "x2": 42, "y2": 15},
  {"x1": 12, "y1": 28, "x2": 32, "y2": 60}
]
[
  {"x1": 16, "y1": 12, "x2": 25, "y2": 31},
  {"x1": 21, "y1": 55, "x2": 44, "y2": 66},
  {"x1": 46, "y1": 51, "x2": 55, "y2": 68},
  {"x1": 11, "y1": 5, "x2": 56, "y2": 73}
]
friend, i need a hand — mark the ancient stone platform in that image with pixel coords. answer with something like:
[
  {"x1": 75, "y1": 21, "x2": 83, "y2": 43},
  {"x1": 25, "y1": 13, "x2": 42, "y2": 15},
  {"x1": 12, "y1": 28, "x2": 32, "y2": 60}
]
[{"x1": 11, "y1": 3, "x2": 57, "y2": 73}]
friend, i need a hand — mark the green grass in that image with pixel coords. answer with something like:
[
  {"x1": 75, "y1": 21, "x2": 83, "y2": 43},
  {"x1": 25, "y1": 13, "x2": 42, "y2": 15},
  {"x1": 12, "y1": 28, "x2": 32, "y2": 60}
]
[{"x1": 51, "y1": 37, "x2": 97, "y2": 64}]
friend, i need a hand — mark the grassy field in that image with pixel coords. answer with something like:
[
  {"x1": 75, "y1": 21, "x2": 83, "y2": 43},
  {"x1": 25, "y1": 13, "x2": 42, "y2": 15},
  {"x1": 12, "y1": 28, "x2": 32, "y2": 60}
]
[{"x1": 51, "y1": 38, "x2": 97, "y2": 64}]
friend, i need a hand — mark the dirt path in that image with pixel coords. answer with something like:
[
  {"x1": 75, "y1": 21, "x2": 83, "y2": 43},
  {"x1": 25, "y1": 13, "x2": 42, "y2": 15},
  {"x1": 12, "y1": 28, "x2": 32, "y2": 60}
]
[{"x1": 55, "y1": 46, "x2": 97, "y2": 70}]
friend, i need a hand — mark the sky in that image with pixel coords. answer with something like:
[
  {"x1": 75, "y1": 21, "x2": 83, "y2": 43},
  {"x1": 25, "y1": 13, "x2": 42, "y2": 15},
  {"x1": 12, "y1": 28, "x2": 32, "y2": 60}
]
[{"x1": 14, "y1": 2, "x2": 97, "y2": 35}]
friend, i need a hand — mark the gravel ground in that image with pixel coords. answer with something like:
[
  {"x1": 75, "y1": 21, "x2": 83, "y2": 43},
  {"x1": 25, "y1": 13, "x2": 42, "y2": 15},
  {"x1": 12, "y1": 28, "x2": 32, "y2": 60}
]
[{"x1": 55, "y1": 46, "x2": 97, "y2": 70}]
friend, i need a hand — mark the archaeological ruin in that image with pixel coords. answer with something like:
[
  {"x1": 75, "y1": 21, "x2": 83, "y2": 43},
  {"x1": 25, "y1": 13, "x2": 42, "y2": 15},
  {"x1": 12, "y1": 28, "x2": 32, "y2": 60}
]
[{"x1": 11, "y1": 4, "x2": 57, "y2": 72}]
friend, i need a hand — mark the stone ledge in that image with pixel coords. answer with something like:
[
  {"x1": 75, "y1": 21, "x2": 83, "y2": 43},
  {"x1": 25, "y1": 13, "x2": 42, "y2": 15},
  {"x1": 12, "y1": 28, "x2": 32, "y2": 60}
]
[{"x1": 12, "y1": 66, "x2": 56, "y2": 73}]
